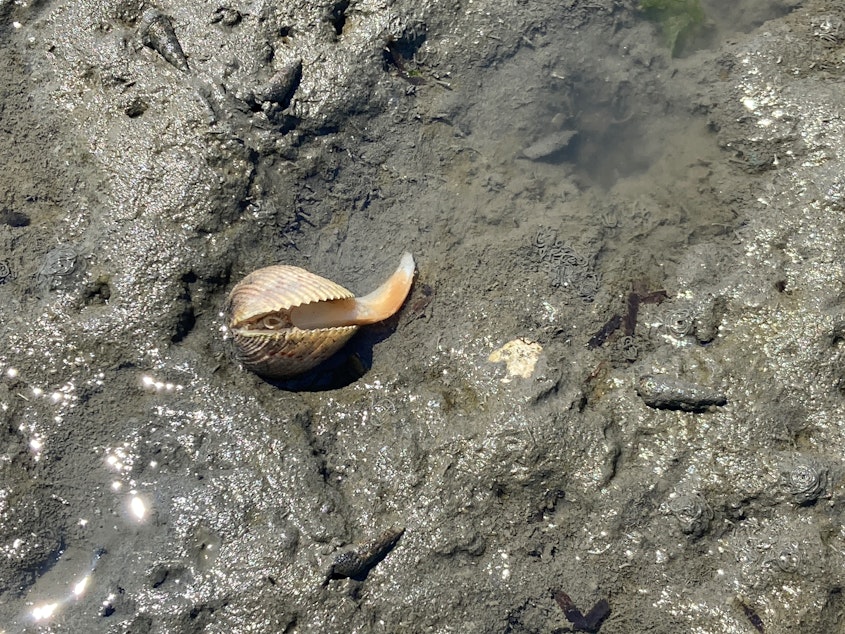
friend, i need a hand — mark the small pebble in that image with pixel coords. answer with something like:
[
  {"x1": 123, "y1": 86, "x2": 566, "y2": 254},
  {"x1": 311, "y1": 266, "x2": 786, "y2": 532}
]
[{"x1": 636, "y1": 374, "x2": 726, "y2": 412}]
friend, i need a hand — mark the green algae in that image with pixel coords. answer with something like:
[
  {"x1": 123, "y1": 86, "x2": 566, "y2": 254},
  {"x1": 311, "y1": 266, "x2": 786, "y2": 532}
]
[{"x1": 639, "y1": 0, "x2": 705, "y2": 57}]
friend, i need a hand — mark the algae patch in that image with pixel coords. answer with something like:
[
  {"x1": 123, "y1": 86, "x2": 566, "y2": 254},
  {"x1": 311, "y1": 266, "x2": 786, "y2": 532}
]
[{"x1": 639, "y1": 0, "x2": 705, "y2": 57}]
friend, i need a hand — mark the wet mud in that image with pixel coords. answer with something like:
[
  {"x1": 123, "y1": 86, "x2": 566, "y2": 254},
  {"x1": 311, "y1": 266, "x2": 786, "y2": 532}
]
[{"x1": 1, "y1": 0, "x2": 843, "y2": 632}]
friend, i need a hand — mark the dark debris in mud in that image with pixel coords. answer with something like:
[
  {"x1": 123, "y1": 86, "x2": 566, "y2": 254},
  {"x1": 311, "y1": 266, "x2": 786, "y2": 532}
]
[
  {"x1": 326, "y1": 528, "x2": 405, "y2": 583},
  {"x1": 553, "y1": 590, "x2": 610, "y2": 633}
]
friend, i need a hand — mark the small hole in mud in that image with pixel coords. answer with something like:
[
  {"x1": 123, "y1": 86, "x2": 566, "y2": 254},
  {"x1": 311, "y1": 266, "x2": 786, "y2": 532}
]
[
  {"x1": 171, "y1": 271, "x2": 198, "y2": 343},
  {"x1": 211, "y1": 6, "x2": 242, "y2": 27},
  {"x1": 84, "y1": 277, "x2": 112, "y2": 306},
  {"x1": 171, "y1": 304, "x2": 196, "y2": 343},
  {"x1": 774, "y1": 279, "x2": 787, "y2": 293},
  {"x1": 124, "y1": 97, "x2": 148, "y2": 118},
  {"x1": 328, "y1": 0, "x2": 349, "y2": 35},
  {"x1": 0, "y1": 208, "x2": 30, "y2": 227}
]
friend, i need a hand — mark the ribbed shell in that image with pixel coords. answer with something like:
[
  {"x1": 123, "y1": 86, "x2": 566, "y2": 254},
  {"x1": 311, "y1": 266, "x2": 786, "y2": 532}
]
[
  {"x1": 226, "y1": 265, "x2": 359, "y2": 379},
  {"x1": 231, "y1": 325, "x2": 358, "y2": 379},
  {"x1": 228, "y1": 265, "x2": 354, "y2": 326}
]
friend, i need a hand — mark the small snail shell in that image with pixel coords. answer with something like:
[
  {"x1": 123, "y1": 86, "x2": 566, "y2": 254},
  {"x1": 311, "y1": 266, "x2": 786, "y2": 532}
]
[{"x1": 225, "y1": 253, "x2": 415, "y2": 379}]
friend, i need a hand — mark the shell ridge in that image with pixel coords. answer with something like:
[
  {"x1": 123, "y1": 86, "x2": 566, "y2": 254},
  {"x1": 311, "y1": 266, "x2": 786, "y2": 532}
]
[{"x1": 227, "y1": 264, "x2": 353, "y2": 327}]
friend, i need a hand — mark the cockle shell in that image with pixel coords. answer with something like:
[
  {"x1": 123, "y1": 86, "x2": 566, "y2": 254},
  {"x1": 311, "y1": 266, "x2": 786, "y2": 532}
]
[{"x1": 225, "y1": 253, "x2": 415, "y2": 379}]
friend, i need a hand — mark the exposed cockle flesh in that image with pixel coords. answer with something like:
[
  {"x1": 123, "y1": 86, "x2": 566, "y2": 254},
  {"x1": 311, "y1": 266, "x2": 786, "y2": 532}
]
[{"x1": 225, "y1": 253, "x2": 415, "y2": 379}]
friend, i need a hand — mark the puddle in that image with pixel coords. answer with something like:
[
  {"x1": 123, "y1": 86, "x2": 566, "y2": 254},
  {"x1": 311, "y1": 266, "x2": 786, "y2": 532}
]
[
  {"x1": 561, "y1": 77, "x2": 684, "y2": 189},
  {"x1": 701, "y1": 0, "x2": 797, "y2": 38},
  {"x1": 523, "y1": 0, "x2": 798, "y2": 188},
  {"x1": 432, "y1": 0, "x2": 789, "y2": 311},
  {"x1": 496, "y1": 1, "x2": 796, "y2": 286},
  {"x1": 641, "y1": 0, "x2": 797, "y2": 58}
]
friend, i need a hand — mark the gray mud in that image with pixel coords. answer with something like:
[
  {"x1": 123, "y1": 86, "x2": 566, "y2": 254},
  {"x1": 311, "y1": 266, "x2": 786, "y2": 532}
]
[{"x1": 1, "y1": 0, "x2": 843, "y2": 632}]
